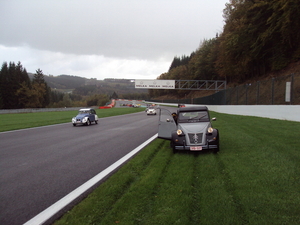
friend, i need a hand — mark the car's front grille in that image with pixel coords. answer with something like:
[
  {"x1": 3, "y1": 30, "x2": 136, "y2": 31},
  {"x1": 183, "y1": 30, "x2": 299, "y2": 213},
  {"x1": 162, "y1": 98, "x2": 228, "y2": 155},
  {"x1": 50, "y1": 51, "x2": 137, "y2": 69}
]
[{"x1": 188, "y1": 133, "x2": 203, "y2": 144}]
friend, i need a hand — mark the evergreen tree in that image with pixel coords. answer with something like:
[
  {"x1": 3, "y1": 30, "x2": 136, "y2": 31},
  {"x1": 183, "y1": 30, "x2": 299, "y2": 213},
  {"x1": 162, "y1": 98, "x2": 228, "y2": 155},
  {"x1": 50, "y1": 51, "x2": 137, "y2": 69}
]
[
  {"x1": 0, "y1": 61, "x2": 32, "y2": 109},
  {"x1": 111, "y1": 91, "x2": 118, "y2": 99},
  {"x1": 169, "y1": 55, "x2": 190, "y2": 72},
  {"x1": 0, "y1": 62, "x2": 9, "y2": 109},
  {"x1": 32, "y1": 68, "x2": 50, "y2": 107},
  {"x1": 16, "y1": 82, "x2": 35, "y2": 108},
  {"x1": 16, "y1": 62, "x2": 31, "y2": 86}
]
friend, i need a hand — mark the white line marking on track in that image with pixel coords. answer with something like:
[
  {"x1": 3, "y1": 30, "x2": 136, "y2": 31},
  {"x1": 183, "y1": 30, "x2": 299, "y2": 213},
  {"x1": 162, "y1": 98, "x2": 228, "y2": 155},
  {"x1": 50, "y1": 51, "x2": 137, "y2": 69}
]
[
  {"x1": 1, "y1": 123, "x2": 69, "y2": 134},
  {"x1": 23, "y1": 133, "x2": 158, "y2": 225}
]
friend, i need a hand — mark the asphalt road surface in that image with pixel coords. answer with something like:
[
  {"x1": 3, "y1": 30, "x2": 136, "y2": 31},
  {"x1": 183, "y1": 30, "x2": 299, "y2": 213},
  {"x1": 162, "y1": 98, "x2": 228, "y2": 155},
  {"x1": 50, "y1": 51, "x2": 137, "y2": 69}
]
[{"x1": 0, "y1": 110, "x2": 159, "y2": 225}]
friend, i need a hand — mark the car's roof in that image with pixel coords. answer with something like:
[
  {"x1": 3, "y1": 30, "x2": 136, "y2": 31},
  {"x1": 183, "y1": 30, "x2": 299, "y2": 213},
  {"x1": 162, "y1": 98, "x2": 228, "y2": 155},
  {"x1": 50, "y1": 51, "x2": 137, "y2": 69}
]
[
  {"x1": 79, "y1": 108, "x2": 92, "y2": 111},
  {"x1": 177, "y1": 106, "x2": 208, "y2": 113}
]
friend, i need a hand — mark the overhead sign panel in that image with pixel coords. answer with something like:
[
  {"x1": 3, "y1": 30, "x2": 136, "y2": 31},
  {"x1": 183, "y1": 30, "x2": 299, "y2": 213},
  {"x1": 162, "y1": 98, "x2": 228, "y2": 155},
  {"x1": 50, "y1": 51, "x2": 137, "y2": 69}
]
[{"x1": 135, "y1": 79, "x2": 175, "y2": 89}]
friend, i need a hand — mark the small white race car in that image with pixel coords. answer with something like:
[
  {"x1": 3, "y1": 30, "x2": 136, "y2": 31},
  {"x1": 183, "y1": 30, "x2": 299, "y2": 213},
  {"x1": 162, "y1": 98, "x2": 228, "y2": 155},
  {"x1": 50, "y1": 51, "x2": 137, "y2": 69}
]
[{"x1": 146, "y1": 107, "x2": 157, "y2": 115}]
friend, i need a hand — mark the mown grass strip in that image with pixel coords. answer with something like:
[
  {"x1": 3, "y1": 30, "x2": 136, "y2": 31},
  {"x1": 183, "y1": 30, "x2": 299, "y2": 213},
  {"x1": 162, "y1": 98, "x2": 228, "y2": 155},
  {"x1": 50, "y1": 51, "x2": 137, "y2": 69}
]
[
  {"x1": 0, "y1": 107, "x2": 145, "y2": 132},
  {"x1": 213, "y1": 113, "x2": 300, "y2": 224},
  {"x1": 98, "y1": 140, "x2": 172, "y2": 224},
  {"x1": 142, "y1": 151, "x2": 195, "y2": 224},
  {"x1": 190, "y1": 153, "x2": 243, "y2": 225},
  {"x1": 53, "y1": 112, "x2": 300, "y2": 225},
  {"x1": 54, "y1": 138, "x2": 168, "y2": 225}
]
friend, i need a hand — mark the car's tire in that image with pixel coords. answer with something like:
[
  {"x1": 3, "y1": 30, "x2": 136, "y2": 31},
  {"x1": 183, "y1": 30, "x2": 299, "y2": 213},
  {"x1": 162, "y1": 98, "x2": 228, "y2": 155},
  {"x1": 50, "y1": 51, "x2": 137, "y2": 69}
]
[
  {"x1": 170, "y1": 141, "x2": 177, "y2": 153},
  {"x1": 173, "y1": 147, "x2": 177, "y2": 153},
  {"x1": 95, "y1": 120, "x2": 98, "y2": 124},
  {"x1": 213, "y1": 138, "x2": 220, "y2": 154},
  {"x1": 73, "y1": 123, "x2": 76, "y2": 126},
  {"x1": 86, "y1": 119, "x2": 90, "y2": 126},
  {"x1": 213, "y1": 147, "x2": 219, "y2": 154}
]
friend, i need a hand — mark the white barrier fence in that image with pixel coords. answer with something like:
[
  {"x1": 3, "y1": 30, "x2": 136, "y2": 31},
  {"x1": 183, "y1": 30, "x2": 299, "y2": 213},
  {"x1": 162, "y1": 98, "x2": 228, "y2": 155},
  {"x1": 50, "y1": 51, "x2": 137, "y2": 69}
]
[
  {"x1": 206, "y1": 105, "x2": 300, "y2": 122},
  {"x1": 154, "y1": 103, "x2": 300, "y2": 122}
]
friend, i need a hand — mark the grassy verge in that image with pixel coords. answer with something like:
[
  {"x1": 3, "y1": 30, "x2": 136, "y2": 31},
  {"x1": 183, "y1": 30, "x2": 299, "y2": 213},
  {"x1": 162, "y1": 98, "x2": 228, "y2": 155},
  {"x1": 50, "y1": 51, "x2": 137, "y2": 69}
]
[
  {"x1": 54, "y1": 112, "x2": 300, "y2": 225},
  {"x1": 0, "y1": 107, "x2": 145, "y2": 132}
]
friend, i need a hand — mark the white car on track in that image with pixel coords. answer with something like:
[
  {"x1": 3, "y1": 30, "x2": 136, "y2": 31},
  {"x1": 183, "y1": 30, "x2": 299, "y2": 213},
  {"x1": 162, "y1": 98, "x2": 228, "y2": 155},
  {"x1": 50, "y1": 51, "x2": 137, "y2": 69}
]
[{"x1": 146, "y1": 106, "x2": 157, "y2": 115}]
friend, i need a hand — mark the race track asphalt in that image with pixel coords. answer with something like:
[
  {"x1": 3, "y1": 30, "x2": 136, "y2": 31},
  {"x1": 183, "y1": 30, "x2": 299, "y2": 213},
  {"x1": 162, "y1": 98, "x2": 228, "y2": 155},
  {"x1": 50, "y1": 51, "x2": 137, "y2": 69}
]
[{"x1": 0, "y1": 110, "x2": 159, "y2": 225}]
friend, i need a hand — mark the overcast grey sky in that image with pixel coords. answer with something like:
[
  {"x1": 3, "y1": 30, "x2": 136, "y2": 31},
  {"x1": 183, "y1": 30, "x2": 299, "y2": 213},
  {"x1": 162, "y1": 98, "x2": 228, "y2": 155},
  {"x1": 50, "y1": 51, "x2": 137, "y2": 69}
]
[{"x1": 0, "y1": 0, "x2": 228, "y2": 80}]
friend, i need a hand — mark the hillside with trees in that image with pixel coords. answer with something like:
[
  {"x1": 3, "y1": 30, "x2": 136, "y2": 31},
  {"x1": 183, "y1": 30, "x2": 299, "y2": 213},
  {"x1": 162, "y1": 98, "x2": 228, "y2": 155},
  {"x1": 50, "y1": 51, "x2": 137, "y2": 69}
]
[
  {"x1": 150, "y1": 0, "x2": 300, "y2": 99},
  {"x1": 0, "y1": 62, "x2": 148, "y2": 109}
]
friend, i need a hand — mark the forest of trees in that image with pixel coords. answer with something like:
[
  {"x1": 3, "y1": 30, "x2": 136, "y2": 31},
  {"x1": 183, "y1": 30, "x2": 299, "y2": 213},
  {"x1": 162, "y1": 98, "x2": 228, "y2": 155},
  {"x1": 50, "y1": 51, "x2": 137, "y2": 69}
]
[
  {"x1": 150, "y1": 0, "x2": 300, "y2": 98},
  {"x1": 0, "y1": 62, "x2": 51, "y2": 109},
  {"x1": 0, "y1": 62, "x2": 111, "y2": 109},
  {"x1": 0, "y1": 62, "x2": 149, "y2": 109}
]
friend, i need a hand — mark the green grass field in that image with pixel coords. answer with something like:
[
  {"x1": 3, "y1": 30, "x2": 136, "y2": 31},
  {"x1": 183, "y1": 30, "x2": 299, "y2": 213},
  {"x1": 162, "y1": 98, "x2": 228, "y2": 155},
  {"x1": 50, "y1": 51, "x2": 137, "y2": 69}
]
[
  {"x1": 1, "y1": 109, "x2": 299, "y2": 224},
  {"x1": 52, "y1": 112, "x2": 300, "y2": 225},
  {"x1": 0, "y1": 107, "x2": 145, "y2": 132}
]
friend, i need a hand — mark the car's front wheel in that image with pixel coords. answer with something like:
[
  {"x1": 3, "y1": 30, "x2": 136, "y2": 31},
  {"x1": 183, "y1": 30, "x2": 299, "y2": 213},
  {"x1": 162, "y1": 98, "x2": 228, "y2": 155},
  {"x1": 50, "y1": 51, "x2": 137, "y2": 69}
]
[
  {"x1": 213, "y1": 147, "x2": 219, "y2": 154},
  {"x1": 73, "y1": 123, "x2": 76, "y2": 126},
  {"x1": 86, "y1": 119, "x2": 91, "y2": 126},
  {"x1": 170, "y1": 141, "x2": 177, "y2": 153},
  {"x1": 95, "y1": 120, "x2": 98, "y2": 124},
  {"x1": 213, "y1": 136, "x2": 220, "y2": 154}
]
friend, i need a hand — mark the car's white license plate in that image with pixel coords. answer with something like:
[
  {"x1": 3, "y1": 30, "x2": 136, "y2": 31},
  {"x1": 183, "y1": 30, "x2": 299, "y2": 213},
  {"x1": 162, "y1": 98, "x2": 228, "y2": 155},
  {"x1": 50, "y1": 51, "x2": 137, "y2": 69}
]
[{"x1": 190, "y1": 146, "x2": 202, "y2": 151}]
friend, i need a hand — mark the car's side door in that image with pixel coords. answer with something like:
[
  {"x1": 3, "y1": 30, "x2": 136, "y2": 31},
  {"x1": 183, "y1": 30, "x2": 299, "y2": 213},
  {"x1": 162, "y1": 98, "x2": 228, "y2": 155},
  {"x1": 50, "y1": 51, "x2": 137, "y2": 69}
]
[
  {"x1": 158, "y1": 108, "x2": 177, "y2": 140},
  {"x1": 89, "y1": 109, "x2": 96, "y2": 122}
]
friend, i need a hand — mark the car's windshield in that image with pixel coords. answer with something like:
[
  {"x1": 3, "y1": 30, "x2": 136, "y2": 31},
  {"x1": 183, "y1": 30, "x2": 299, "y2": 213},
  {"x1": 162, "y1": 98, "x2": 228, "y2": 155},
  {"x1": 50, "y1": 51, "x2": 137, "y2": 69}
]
[
  {"x1": 79, "y1": 110, "x2": 90, "y2": 114},
  {"x1": 178, "y1": 111, "x2": 209, "y2": 123}
]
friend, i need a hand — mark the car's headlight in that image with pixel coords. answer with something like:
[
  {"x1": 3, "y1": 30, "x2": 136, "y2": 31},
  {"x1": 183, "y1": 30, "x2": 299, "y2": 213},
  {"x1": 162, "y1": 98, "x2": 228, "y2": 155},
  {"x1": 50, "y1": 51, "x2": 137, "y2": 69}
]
[
  {"x1": 177, "y1": 129, "x2": 183, "y2": 135},
  {"x1": 207, "y1": 127, "x2": 213, "y2": 133}
]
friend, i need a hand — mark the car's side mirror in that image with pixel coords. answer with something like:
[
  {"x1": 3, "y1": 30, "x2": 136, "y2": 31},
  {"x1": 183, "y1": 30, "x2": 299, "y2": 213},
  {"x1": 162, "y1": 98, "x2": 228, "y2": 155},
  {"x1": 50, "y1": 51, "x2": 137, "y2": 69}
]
[{"x1": 212, "y1": 117, "x2": 217, "y2": 121}]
